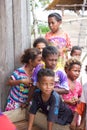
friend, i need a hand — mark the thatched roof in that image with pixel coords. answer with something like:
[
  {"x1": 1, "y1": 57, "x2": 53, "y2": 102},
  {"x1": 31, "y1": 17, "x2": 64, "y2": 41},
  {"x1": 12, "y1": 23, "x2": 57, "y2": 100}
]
[{"x1": 46, "y1": 0, "x2": 87, "y2": 10}]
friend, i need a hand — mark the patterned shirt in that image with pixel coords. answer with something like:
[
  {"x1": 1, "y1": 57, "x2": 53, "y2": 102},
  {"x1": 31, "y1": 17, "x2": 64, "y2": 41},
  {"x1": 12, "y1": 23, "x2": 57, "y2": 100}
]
[{"x1": 5, "y1": 66, "x2": 29, "y2": 111}]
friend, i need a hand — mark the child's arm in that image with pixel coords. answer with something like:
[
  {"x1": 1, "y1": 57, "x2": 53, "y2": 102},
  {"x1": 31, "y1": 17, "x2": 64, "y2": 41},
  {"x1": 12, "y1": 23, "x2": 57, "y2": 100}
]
[
  {"x1": 54, "y1": 88, "x2": 69, "y2": 94},
  {"x1": 47, "y1": 121, "x2": 53, "y2": 130},
  {"x1": 7, "y1": 77, "x2": 31, "y2": 86},
  {"x1": 28, "y1": 113, "x2": 35, "y2": 130}
]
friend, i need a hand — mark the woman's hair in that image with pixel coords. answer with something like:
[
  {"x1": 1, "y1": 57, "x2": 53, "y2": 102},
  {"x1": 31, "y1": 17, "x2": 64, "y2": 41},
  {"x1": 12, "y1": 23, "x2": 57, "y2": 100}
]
[
  {"x1": 21, "y1": 48, "x2": 41, "y2": 64},
  {"x1": 42, "y1": 46, "x2": 59, "y2": 59},
  {"x1": 70, "y1": 46, "x2": 82, "y2": 56},
  {"x1": 33, "y1": 37, "x2": 48, "y2": 48},
  {"x1": 64, "y1": 58, "x2": 81, "y2": 71},
  {"x1": 37, "y1": 68, "x2": 54, "y2": 82},
  {"x1": 48, "y1": 13, "x2": 62, "y2": 22}
]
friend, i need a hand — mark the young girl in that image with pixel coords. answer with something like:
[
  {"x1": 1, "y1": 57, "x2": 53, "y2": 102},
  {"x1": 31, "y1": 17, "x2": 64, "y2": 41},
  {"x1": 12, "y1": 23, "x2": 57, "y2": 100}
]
[
  {"x1": 5, "y1": 48, "x2": 42, "y2": 111},
  {"x1": 33, "y1": 37, "x2": 48, "y2": 53},
  {"x1": 62, "y1": 58, "x2": 82, "y2": 112},
  {"x1": 70, "y1": 65, "x2": 87, "y2": 130},
  {"x1": 45, "y1": 12, "x2": 72, "y2": 68}
]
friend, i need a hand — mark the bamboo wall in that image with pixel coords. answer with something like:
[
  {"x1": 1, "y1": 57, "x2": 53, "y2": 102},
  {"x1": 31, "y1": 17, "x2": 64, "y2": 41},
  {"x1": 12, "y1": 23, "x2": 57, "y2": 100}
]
[{"x1": 0, "y1": 0, "x2": 31, "y2": 111}]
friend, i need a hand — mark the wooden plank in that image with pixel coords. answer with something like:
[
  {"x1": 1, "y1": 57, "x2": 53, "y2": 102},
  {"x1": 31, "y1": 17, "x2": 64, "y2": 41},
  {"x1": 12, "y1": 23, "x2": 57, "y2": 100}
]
[{"x1": 4, "y1": 108, "x2": 26, "y2": 122}]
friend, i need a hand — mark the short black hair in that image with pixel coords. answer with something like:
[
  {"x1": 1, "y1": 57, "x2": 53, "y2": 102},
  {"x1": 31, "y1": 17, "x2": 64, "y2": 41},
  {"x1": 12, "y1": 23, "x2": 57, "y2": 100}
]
[
  {"x1": 33, "y1": 37, "x2": 48, "y2": 48},
  {"x1": 37, "y1": 68, "x2": 55, "y2": 82},
  {"x1": 70, "y1": 46, "x2": 82, "y2": 56},
  {"x1": 48, "y1": 13, "x2": 62, "y2": 22},
  {"x1": 42, "y1": 46, "x2": 59, "y2": 59}
]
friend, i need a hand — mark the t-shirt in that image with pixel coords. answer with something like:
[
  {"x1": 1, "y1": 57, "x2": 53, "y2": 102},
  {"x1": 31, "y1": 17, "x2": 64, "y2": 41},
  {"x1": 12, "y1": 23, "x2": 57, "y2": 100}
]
[
  {"x1": 32, "y1": 64, "x2": 69, "y2": 90},
  {"x1": 29, "y1": 91, "x2": 73, "y2": 125},
  {"x1": 8, "y1": 66, "x2": 29, "y2": 103},
  {"x1": 5, "y1": 66, "x2": 30, "y2": 111}
]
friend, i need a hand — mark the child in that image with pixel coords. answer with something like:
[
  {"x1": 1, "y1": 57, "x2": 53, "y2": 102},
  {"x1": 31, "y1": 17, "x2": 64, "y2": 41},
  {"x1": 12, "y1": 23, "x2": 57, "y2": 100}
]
[
  {"x1": 70, "y1": 46, "x2": 82, "y2": 60},
  {"x1": 70, "y1": 65, "x2": 87, "y2": 130},
  {"x1": 45, "y1": 12, "x2": 72, "y2": 68},
  {"x1": 62, "y1": 58, "x2": 82, "y2": 112},
  {"x1": 33, "y1": 37, "x2": 48, "y2": 53},
  {"x1": 0, "y1": 111, "x2": 17, "y2": 130},
  {"x1": 32, "y1": 46, "x2": 69, "y2": 95},
  {"x1": 28, "y1": 68, "x2": 73, "y2": 130},
  {"x1": 5, "y1": 48, "x2": 42, "y2": 111}
]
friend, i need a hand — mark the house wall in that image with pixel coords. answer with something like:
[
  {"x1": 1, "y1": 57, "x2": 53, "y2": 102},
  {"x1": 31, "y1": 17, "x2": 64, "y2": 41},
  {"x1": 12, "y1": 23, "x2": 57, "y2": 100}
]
[{"x1": 0, "y1": 0, "x2": 31, "y2": 111}]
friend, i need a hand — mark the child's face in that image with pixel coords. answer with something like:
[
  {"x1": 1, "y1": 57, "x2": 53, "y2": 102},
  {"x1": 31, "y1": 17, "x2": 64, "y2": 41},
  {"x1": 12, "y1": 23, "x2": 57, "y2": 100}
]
[
  {"x1": 37, "y1": 76, "x2": 55, "y2": 95},
  {"x1": 36, "y1": 42, "x2": 46, "y2": 53},
  {"x1": 48, "y1": 17, "x2": 61, "y2": 33},
  {"x1": 31, "y1": 54, "x2": 42, "y2": 67},
  {"x1": 43, "y1": 54, "x2": 58, "y2": 70},
  {"x1": 71, "y1": 50, "x2": 82, "y2": 60},
  {"x1": 66, "y1": 64, "x2": 81, "y2": 81}
]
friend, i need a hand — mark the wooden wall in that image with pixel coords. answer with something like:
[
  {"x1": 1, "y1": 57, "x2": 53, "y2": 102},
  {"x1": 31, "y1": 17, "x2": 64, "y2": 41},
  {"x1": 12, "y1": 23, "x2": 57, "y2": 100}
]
[{"x1": 0, "y1": 0, "x2": 31, "y2": 111}]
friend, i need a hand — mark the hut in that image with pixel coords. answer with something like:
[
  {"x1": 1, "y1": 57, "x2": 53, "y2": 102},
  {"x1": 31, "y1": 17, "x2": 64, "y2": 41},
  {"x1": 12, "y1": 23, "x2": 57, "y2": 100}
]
[{"x1": 46, "y1": 0, "x2": 87, "y2": 15}]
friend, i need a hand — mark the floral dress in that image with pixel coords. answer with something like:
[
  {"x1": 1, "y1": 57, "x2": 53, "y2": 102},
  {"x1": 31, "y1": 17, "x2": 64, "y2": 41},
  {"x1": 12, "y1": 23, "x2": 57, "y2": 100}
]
[{"x1": 45, "y1": 31, "x2": 71, "y2": 69}]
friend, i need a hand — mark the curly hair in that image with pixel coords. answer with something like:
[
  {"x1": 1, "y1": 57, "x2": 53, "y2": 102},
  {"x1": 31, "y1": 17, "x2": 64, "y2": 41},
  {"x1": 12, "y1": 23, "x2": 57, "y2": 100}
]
[
  {"x1": 64, "y1": 58, "x2": 81, "y2": 71},
  {"x1": 21, "y1": 48, "x2": 41, "y2": 64}
]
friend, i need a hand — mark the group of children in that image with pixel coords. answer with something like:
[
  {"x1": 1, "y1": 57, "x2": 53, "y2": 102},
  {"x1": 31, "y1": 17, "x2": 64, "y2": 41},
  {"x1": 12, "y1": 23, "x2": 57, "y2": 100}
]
[{"x1": 1, "y1": 12, "x2": 86, "y2": 130}]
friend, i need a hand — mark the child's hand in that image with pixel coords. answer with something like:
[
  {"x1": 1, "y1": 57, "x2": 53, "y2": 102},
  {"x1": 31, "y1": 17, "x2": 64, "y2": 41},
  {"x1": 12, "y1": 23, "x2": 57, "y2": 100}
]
[
  {"x1": 70, "y1": 97, "x2": 79, "y2": 105},
  {"x1": 77, "y1": 126, "x2": 85, "y2": 130},
  {"x1": 21, "y1": 78, "x2": 32, "y2": 86}
]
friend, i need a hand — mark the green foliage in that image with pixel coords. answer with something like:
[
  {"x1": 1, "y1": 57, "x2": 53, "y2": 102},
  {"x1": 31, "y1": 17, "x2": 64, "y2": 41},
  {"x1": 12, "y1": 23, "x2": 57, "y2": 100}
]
[
  {"x1": 38, "y1": 24, "x2": 50, "y2": 34},
  {"x1": 38, "y1": 0, "x2": 50, "y2": 6}
]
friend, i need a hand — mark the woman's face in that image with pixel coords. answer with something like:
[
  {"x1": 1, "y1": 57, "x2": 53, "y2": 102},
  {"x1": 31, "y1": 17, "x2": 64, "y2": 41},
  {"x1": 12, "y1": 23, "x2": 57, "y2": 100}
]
[{"x1": 48, "y1": 17, "x2": 61, "y2": 33}]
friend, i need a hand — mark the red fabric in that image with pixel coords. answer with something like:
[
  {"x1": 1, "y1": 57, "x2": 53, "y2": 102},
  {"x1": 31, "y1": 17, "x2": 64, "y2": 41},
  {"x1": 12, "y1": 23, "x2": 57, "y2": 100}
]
[
  {"x1": 75, "y1": 102, "x2": 85, "y2": 115},
  {"x1": 0, "y1": 114, "x2": 16, "y2": 130}
]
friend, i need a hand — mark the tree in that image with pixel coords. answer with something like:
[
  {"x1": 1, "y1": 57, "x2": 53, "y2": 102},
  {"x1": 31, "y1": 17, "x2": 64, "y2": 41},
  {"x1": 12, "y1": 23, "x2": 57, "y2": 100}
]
[{"x1": 30, "y1": 0, "x2": 51, "y2": 39}]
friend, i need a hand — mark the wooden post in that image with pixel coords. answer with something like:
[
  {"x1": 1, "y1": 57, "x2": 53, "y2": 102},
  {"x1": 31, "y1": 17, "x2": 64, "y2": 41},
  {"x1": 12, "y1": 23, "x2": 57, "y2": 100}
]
[{"x1": 0, "y1": 0, "x2": 31, "y2": 111}]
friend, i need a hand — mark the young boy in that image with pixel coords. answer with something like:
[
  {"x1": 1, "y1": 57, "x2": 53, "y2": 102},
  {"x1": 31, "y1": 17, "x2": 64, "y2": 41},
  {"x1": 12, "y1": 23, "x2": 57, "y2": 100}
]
[
  {"x1": 28, "y1": 68, "x2": 73, "y2": 130},
  {"x1": 32, "y1": 46, "x2": 69, "y2": 94}
]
